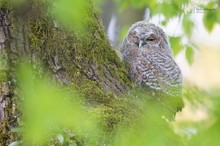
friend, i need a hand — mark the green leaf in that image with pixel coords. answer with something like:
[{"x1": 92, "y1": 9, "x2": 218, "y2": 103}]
[
  {"x1": 182, "y1": 14, "x2": 194, "y2": 36},
  {"x1": 170, "y1": 36, "x2": 182, "y2": 56},
  {"x1": 153, "y1": 3, "x2": 178, "y2": 19},
  {"x1": 17, "y1": 61, "x2": 98, "y2": 145},
  {"x1": 188, "y1": 120, "x2": 220, "y2": 146},
  {"x1": 203, "y1": 11, "x2": 217, "y2": 32},
  {"x1": 218, "y1": 9, "x2": 220, "y2": 23},
  {"x1": 186, "y1": 46, "x2": 194, "y2": 64},
  {"x1": 131, "y1": 0, "x2": 143, "y2": 8},
  {"x1": 180, "y1": 0, "x2": 189, "y2": 4},
  {"x1": 201, "y1": 1, "x2": 219, "y2": 32},
  {"x1": 53, "y1": 0, "x2": 90, "y2": 32},
  {"x1": 161, "y1": 20, "x2": 168, "y2": 26},
  {"x1": 172, "y1": 0, "x2": 189, "y2": 7},
  {"x1": 113, "y1": 98, "x2": 184, "y2": 146},
  {"x1": 114, "y1": 0, "x2": 156, "y2": 10}
]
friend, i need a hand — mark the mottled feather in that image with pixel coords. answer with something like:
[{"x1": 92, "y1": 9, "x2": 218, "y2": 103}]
[{"x1": 121, "y1": 21, "x2": 183, "y2": 118}]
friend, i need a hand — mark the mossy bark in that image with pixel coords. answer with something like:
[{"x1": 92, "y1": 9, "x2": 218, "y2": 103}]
[
  {"x1": 0, "y1": 1, "x2": 182, "y2": 145},
  {"x1": 0, "y1": 1, "x2": 133, "y2": 144}
]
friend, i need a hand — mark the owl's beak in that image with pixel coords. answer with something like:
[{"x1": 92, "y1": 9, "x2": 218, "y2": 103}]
[{"x1": 139, "y1": 40, "x2": 143, "y2": 48}]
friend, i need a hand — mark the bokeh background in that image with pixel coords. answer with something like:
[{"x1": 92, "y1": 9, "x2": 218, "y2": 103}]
[
  {"x1": 1, "y1": 0, "x2": 220, "y2": 145},
  {"x1": 95, "y1": 0, "x2": 220, "y2": 143}
]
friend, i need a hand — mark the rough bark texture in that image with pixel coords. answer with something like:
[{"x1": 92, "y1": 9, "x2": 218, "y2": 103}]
[
  {"x1": 0, "y1": 1, "x2": 133, "y2": 144},
  {"x1": 0, "y1": 8, "x2": 20, "y2": 145},
  {"x1": 0, "y1": 1, "x2": 182, "y2": 145}
]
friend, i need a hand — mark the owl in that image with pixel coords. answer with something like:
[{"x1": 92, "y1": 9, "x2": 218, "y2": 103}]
[{"x1": 121, "y1": 21, "x2": 183, "y2": 111}]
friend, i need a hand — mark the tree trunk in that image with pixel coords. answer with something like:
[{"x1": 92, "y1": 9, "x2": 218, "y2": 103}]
[
  {"x1": 0, "y1": 1, "x2": 132, "y2": 144},
  {"x1": 0, "y1": 1, "x2": 182, "y2": 145}
]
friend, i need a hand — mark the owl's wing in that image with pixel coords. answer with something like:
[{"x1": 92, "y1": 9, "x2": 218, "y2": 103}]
[
  {"x1": 156, "y1": 54, "x2": 182, "y2": 97},
  {"x1": 155, "y1": 54, "x2": 183, "y2": 117},
  {"x1": 139, "y1": 54, "x2": 183, "y2": 117},
  {"x1": 136, "y1": 59, "x2": 161, "y2": 91},
  {"x1": 136, "y1": 53, "x2": 182, "y2": 97}
]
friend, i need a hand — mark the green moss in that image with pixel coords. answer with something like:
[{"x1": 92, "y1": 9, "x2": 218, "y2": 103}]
[
  {"x1": 26, "y1": 0, "x2": 131, "y2": 101},
  {"x1": 22, "y1": 1, "x2": 134, "y2": 136},
  {"x1": 0, "y1": 0, "x2": 10, "y2": 8},
  {"x1": 0, "y1": 72, "x2": 7, "y2": 83},
  {"x1": 0, "y1": 0, "x2": 134, "y2": 144}
]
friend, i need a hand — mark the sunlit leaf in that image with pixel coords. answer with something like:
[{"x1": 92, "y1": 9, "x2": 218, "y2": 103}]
[
  {"x1": 17, "y1": 61, "x2": 98, "y2": 145},
  {"x1": 113, "y1": 99, "x2": 184, "y2": 146},
  {"x1": 203, "y1": 11, "x2": 218, "y2": 32},
  {"x1": 53, "y1": 0, "x2": 90, "y2": 32},
  {"x1": 188, "y1": 120, "x2": 220, "y2": 146},
  {"x1": 114, "y1": 0, "x2": 156, "y2": 10},
  {"x1": 161, "y1": 20, "x2": 168, "y2": 26},
  {"x1": 153, "y1": 3, "x2": 178, "y2": 19},
  {"x1": 182, "y1": 14, "x2": 194, "y2": 36},
  {"x1": 186, "y1": 46, "x2": 194, "y2": 65},
  {"x1": 201, "y1": 1, "x2": 219, "y2": 32},
  {"x1": 172, "y1": 0, "x2": 189, "y2": 6},
  {"x1": 170, "y1": 36, "x2": 183, "y2": 56}
]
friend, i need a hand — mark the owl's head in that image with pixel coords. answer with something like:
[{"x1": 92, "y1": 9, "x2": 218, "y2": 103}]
[{"x1": 125, "y1": 21, "x2": 171, "y2": 53}]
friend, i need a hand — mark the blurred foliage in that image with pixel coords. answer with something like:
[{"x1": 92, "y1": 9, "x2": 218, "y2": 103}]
[
  {"x1": 0, "y1": 0, "x2": 91, "y2": 34},
  {"x1": 1, "y1": 0, "x2": 220, "y2": 146},
  {"x1": 169, "y1": 36, "x2": 182, "y2": 56},
  {"x1": 13, "y1": 62, "x2": 187, "y2": 145},
  {"x1": 111, "y1": 0, "x2": 220, "y2": 64},
  {"x1": 16, "y1": 62, "x2": 99, "y2": 145},
  {"x1": 120, "y1": 25, "x2": 130, "y2": 41},
  {"x1": 12, "y1": 63, "x2": 220, "y2": 146},
  {"x1": 202, "y1": 1, "x2": 220, "y2": 32},
  {"x1": 182, "y1": 14, "x2": 194, "y2": 37},
  {"x1": 185, "y1": 46, "x2": 194, "y2": 64},
  {"x1": 188, "y1": 120, "x2": 220, "y2": 146},
  {"x1": 52, "y1": 0, "x2": 90, "y2": 33},
  {"x1": 184, "y1": 89, "x2": 220, "y2": 146},
  {"x1": 112, "y1": 97, "x2": 184, "y2": 146}
]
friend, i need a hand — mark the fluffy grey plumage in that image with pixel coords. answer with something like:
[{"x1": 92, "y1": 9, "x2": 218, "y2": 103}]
[{"x1": 121, "y1": 21, "x2": 182, "y2": 97}]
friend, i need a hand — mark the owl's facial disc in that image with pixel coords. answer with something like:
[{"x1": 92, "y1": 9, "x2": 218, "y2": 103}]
[{"x1": 128, "y1": 27, "x2": 159, "y2": 48}]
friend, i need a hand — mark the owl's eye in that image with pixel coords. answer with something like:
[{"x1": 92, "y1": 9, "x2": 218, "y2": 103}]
[{"x1": 146, "y1": 37, "x2": 155, "y2": 41}]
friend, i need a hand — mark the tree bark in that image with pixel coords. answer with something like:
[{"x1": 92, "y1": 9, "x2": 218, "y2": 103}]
[
  {"x1": 0, "y1": 1, "x2": 182, "y2": 145},
  {"x1": 0, "y1": 1, "x2": 132, "y2": 144}
]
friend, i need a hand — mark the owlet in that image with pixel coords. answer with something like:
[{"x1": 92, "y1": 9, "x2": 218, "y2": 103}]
[{"x1": 121, "y1": 21, "x2": 182, "y2": 99}]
